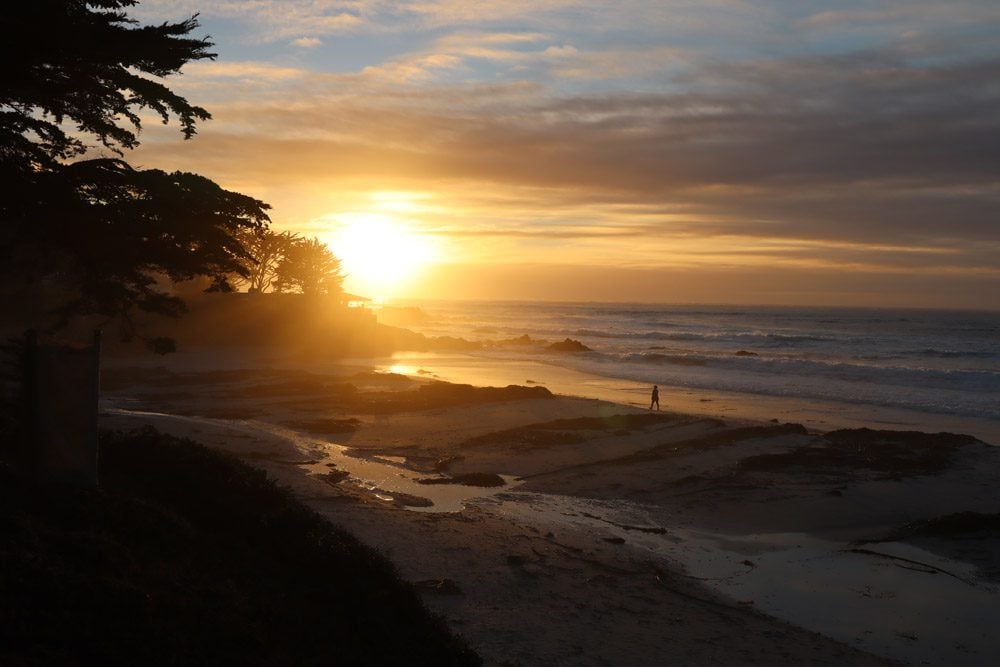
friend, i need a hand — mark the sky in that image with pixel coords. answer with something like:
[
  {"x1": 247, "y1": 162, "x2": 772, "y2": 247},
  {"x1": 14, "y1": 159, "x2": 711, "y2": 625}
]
[{"x1": 127, "y1": 1, "x2": 1000, "y2": 308}]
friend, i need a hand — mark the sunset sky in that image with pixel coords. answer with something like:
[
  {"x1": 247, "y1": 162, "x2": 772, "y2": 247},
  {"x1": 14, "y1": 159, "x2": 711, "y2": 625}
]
[{"x1": 128, "y1": 1, "x2": 999, "y2": 308}]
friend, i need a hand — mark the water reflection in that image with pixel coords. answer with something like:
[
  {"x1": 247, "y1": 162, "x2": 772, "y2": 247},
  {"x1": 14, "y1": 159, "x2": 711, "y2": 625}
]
[{"x1": 104, "y1": 408, "x2": 520, "y2": 513}]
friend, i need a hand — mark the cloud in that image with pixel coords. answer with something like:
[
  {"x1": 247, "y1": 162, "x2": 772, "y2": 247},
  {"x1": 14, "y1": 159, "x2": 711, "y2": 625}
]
[
  {"x1": 394, "y1": 0, "x2": 765, "y2": 36},
  {"x1": 127, "y1": 1, "x2": 1000, "y2": 300},
  {"x1": 180, "y1": 61, "x2": 309, "y2": 81},
  {"x1": 292, "y1": 37, "x2": 323, "y2": 48},
  {"x1": 142, "y1": 43, "x2": 1000, "y2": 244},
  {"x1": 132, "y1": 0, "x2": 764, "y2": 50},
  {"x1": 359, "y1": 53, "x2": 464, "y2": 83},
  {"x1": 409, "y1": 262, "x2": 1000, "y2": 308},
  {"x1": 798, "y1": 2, "x2": 1000, "y2": 31},
  {"x1": 543, "y1": 45, "x2": 578, "y2": 58},
  {"x1": 133, "y1": 0, "x2": 369, "y2": 41}
]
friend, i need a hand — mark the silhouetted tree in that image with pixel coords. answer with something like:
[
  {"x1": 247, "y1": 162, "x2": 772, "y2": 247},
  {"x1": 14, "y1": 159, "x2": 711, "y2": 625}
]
[
  {"x1": 231, "y1": 229, "x2": 301, "y2": 293},
  {"x1": 274, "y1": 238, "x2": 345, "y2": 296},
  {"x1": 0, "y1": 2, "x2": 270, "y2": 335}
]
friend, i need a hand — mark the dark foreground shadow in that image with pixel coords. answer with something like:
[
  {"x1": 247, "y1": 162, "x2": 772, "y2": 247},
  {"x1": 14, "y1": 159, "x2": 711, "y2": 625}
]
[{"x1": 0, "y1": 427, "x2": 479, "y2": 666}]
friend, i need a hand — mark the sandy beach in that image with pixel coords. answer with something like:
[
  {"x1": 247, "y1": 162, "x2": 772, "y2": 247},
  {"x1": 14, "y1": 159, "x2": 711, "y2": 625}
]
[{"x1": 99, "y1": 348, "x2": 1000, "y2": 666}]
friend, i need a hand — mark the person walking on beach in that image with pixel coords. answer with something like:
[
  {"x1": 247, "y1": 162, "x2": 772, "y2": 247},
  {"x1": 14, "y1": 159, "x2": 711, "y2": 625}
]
[{"x1": 650, "y1": 385, "x2": 660, "y2": 410}]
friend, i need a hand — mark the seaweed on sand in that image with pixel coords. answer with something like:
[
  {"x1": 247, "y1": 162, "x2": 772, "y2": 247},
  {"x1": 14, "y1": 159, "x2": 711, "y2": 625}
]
[
  {"x1": 738, "y1": 428, "x2": 980, "y2": 479},
  {"x1": 876, "y1": 512, "x2": 1000, "y2": 542},
  {"x1": 417, "y1": 472, "x2": 506, "y2": 488},
  {"x1": 283, "y1": 417, "x2": 362, "y2": 434},
  {"x1": 358, "y1": 382, "x2": 552, "y2": 413},
  {"x1": 462, "y1": 412, "x2": 693, "y2": 452}
]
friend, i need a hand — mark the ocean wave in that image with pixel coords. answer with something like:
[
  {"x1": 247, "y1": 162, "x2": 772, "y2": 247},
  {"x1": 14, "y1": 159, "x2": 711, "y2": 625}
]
[
  {"x1": 540, "y1": 353, "x2": 1000, "y2": 420},
  {"x1": 571, "y1": 329, "x2": 704, "y2": 341},
  {"x1": 620, "y1": 352, "x2": 708, "y2": 366},
  {"x1": 605, "y1": 351, "x2": 1000, "y2": 393},
  {"x1": 566, "y1": 328, "x2": 837, "y2": 345},
  {"x1": 405, "y1": 300, "x2": 1000, "y2": 420},
  {"x1": 737, "y1": 358, "x2": 998, "y2": 392},
  {"x1": 594, "y1": 347, "x2": 1000, "y2": 390}
]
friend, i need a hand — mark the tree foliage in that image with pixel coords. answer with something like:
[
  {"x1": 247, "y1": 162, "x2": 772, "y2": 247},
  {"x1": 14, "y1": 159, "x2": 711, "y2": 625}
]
[
  {"x1": 9, "y1": 158, "x2": 271, "y2": 326},
  {"x1": 1, "y1": 1, "x2": 215, "y2": 166},
  {"x1": 274, "y1": 238, "x2": 345, "y2": 296},
  {"x1": 231, "y1": 229, "x2": 301, "y2": 293},
  {"x1": 0, "y1": 2, "x2": 270, "y2": 333}
]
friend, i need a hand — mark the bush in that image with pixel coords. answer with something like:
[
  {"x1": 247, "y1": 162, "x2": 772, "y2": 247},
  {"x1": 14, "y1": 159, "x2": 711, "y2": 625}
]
[{"x1": 0, "y1": 427, "x2": 479, "y2": 666}]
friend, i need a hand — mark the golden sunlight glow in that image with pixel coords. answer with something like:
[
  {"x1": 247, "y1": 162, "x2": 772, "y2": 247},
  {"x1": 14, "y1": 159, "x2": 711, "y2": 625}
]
[
  {"x1": 321, "y1": 207, "x2": 440, "y2": 299},
  {"x1": 370, "y1": 190, "x2": 430, "y2": 213}
]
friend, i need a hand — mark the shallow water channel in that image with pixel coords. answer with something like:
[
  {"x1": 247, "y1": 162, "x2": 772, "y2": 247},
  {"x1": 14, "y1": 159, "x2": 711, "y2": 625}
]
[{"x1": 104, "y1": 408, "x2": 519, "y2": 513}]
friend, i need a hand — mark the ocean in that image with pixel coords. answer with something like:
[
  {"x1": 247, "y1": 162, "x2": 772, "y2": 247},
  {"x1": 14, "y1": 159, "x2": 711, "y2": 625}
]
[{"x1": 389, "y1": 301, "x2": 1000, "y2": 441}]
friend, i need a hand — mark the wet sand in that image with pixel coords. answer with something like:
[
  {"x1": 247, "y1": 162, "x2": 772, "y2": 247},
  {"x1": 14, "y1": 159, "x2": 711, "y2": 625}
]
[
  {"x1": 384, "y1": 351, "x2": 1000, "y2": 445},
  {"x1": 100, "y1": 348, "x2": 1000, "y2": 665}
]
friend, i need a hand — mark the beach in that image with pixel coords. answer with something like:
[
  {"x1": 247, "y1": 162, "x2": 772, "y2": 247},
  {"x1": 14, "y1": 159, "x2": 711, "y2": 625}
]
[
  {"x1": 99, "y1": 346, "x2": 1000, "y2": 666},
  {"x1": 11, "y1": 2, "x2": 1000, "y2": 664}
]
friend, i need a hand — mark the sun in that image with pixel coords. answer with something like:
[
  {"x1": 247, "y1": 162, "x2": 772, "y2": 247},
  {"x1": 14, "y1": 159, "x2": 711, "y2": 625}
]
[{"x1": 321, "y1": 210, "x2": 439, "y2": 300}]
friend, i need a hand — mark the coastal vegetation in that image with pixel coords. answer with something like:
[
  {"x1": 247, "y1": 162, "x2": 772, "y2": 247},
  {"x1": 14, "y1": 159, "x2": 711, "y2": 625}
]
[
  {"x1": 0, "y1": 427, "x2": 478, "y2": 666},
  {"x1": 1, "y1": 2, "x2": 270, "y2": 345}
]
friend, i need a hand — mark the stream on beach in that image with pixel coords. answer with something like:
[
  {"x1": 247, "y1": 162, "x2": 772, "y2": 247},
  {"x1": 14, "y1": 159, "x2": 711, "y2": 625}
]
[{"x1": 107, "y1": 407, "x2": 1000, "y2": 667}]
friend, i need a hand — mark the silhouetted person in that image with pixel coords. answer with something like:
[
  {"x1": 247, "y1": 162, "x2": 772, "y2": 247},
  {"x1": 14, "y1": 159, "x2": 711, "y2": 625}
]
[{"x1": 650, "y1": 385, "x2": 659, "y2": 410}]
